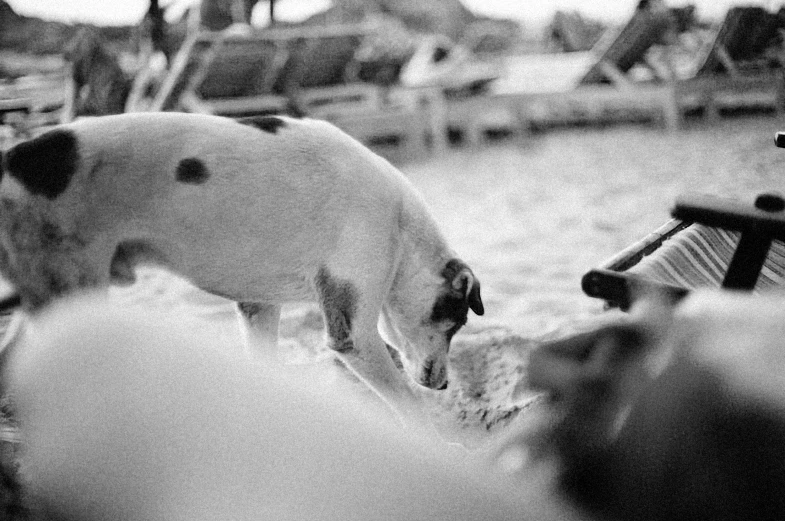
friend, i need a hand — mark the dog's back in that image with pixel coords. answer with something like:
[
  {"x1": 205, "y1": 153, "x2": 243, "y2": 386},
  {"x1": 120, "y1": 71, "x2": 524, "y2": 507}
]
[{"x1": 0, "y1": 113, "x2": 438, "y2": 304}]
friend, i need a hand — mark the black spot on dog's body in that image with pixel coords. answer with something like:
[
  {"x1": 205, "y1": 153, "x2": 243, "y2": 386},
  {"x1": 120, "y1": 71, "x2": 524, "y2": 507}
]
[
  {"x1": 175, "y1": 157, "x2": 210, "y2": 185},
  {"x1": 314, "y1": 267, "x2": 358, "y2": 352},
  {"x1": 238, "y1": 115, "x2": 287, "y2": 135},
  {"x1": 5, "y1": 129, "x2": 79, "y2": 199}
]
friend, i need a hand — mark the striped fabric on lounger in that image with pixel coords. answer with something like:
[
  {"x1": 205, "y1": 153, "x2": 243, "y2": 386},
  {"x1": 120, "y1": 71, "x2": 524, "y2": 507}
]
[{"x1": 628, "y1": 223, "x2": 785, "y2": 291}]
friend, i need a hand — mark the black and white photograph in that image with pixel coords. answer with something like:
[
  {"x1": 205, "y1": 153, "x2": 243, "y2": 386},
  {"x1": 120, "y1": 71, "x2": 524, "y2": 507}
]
[{"x1": 2, "y1": 1, "x2": 785, "y2": 519}]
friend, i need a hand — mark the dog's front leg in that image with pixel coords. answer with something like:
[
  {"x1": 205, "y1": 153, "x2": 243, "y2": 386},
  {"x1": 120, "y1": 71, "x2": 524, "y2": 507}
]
[
  {"x1": 314, "y1": 260, "x2": 430, "y2": 429},
  {"x1": 335, "y1": 330, "x2": 426, "y2": 427},
  {"x1": 236, "y1": 302, "x2": 281, "y2": 355}
]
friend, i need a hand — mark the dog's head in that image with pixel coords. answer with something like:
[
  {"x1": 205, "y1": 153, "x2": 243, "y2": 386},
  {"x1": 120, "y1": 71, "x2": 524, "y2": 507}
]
[{"x1": 382, "y1": 258, "x2": 484, "y2": 390}]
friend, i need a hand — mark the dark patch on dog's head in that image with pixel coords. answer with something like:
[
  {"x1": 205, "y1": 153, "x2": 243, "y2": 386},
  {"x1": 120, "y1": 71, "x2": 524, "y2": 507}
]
[
  {"x1": 433, "y1": 258, "x2": 483, "y2": 319},
  {"x1": 175, "y1": 157, "x2": 210, "y2": 185},
  {"x1": 5, "y1": 129, "x2": 79, "y2": 199},
  {"x1": 314, "y1": 266, "x2": 358, "y2": 352},
  {"x1": 238, "y1": 115, "x2": 287, "y2": 134},
  {"x1": 430, "y1": 292, "x2": 469, "y2": 342}
]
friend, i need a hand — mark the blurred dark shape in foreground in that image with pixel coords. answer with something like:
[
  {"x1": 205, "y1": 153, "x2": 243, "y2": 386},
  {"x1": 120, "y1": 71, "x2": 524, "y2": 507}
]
[{"x1": 527, "y1": 291, "x2": 785, "y2": 521}]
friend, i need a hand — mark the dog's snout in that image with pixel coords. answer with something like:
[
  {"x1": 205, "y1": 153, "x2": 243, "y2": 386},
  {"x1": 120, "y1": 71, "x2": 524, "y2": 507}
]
[{"x1": 418, "y1": 357, "x2": 448, "y2": 390}]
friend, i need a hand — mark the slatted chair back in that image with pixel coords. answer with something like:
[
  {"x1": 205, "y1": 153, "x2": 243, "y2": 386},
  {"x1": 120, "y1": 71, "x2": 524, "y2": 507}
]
[{"x1": 579, "y1": 8, "x2": 673, "y2": 85}]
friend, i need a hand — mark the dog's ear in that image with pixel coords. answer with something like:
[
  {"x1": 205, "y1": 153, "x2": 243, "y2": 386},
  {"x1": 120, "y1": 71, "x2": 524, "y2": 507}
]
[{"x1": 450, "y1": 266, "x2": 484, "y2": 316}]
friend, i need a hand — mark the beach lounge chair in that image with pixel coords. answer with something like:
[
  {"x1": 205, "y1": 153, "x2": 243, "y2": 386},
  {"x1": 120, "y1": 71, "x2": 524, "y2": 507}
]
[
  {"x1": 149, "y1": 30, "x2": 291, "y2": 116},
  {"x1": 137, "y1": 22, "x2": 434, "y2": 161},
  {"x1": 150, "y1": 24, "x2": 372, "y2": 118},
  {"x1": 582, "y1": 190, "x2": 785, "y2": 310},
  {"x1": 675, "y1": 6, "x2": 785, "y2": 119},
  {"x1": 694, "y1": 6, "x2": 781, "y2": 77},
  {"x1": 579, "y1": 6, "x2": 674, "y2": 86}
]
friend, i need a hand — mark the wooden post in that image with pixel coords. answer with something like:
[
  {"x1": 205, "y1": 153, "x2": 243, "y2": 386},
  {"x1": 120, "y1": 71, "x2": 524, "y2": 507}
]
[
  {"x1": 661, "y1": 82, "x2": 680, "y2": 131},
  {"x1": 660, "y1": 37, "x2": 680, "y2": 131},
  {"x1": 776, "y1": 72, "x2": 785, "y2": 116},
  {"x1": 703, "y1": 88, "x2": 719, "y2": 123},
  {"x1": 60, "y1": 62, "x2": 76, "y2": 123},
  {"x1": 506, "y1": 94, "x2": 532, "y2": 142}
]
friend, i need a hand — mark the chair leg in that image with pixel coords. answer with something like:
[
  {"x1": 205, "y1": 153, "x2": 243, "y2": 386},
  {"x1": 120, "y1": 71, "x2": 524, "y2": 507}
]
[{"x1": 723, "y1": 232, "x2": 772, "y2": 290}]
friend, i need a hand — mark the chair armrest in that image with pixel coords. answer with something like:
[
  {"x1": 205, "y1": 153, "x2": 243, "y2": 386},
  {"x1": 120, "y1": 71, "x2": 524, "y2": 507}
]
[
  {"x1": 672, "y1": 193, "x2": 785, "y2": 240},
  {"x1": 582, "y1": 268, "x2": 688, "y2": 311}
]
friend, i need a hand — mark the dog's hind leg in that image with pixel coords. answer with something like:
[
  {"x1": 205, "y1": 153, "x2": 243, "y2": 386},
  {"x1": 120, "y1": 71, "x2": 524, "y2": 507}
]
[{"x1": 236, "y1": 302, "x2": 281, "y2": 355}]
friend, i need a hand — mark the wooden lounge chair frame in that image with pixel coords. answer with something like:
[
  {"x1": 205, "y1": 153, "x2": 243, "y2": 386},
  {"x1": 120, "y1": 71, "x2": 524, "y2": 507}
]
[
  {"x1": 583, "y1": 190, "x2": 785, "y2": 310},
  {"x1": 694, "y1": 6, "x2": 781, "y2": 78},
  {"x1": 150, "y1": 24, "x2": 374, "y2": 117},
  {"x1": 579, "y1": 7, "x2": 674, "y2": 87}
]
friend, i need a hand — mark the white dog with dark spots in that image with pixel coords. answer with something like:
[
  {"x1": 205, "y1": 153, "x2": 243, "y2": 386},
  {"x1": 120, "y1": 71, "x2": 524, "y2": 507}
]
[{"x1": 0, "y1": 112, "x2": 483, "y2": 425}]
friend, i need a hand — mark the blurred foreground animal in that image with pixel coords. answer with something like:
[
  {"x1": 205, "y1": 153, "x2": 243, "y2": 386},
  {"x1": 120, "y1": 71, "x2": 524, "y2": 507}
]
[
  {"x1": 522, "y1": 291, "x2": 785, "y2": 521},
  {"x1": 4, "y1": 296, "x2": 572, "y2": 521},
  {"x1": 0, "y1": 112, "x2": 483, "y2": 426}
]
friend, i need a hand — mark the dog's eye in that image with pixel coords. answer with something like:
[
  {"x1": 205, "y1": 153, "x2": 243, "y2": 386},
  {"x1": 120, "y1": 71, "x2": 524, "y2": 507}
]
[{"x1": 430, "y1": 293, "x2": 469, "y2": 324}]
